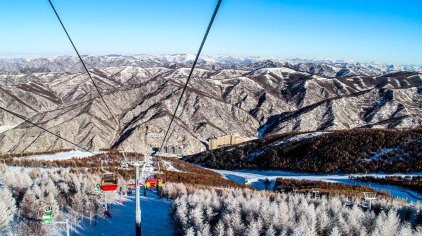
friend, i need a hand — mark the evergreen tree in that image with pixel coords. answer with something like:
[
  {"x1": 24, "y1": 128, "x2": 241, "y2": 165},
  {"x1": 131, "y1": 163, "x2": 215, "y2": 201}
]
[{"x1": 0, "y1": 187, "x2": 17, "y2": 230}]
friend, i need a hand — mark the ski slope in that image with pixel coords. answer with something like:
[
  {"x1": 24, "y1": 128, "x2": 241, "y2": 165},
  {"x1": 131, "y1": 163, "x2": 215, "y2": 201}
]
[
  {"x1": 77, "y1": 190, "x2": 173, "y2": 236},
  {"x1": 26, "y1": 150, "x2": 95, "y2": 161},
  {"x1": 212, "y1": 169, "x2": 422, "y2": 202}
]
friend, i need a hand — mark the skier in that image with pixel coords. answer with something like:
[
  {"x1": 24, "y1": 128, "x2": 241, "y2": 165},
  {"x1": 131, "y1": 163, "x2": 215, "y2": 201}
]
[
  {"x1": 144, "y1": 180, "x2": 150, "y2": 197},
  {"x1": 157, "y1": 178, "x2": 163, "y2": 198},
  {"x1": 104, "y1": 210, "x2": 112, "y2": 218},
  {"x1": 264, "y1": 178, "x2": 270, "y2": 190}
]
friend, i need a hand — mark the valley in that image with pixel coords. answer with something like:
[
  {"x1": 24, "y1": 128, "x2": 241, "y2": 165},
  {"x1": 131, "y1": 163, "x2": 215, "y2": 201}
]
[
  {"x1": 0, "y1": 55, "x2": 421, "y2": 155},
  {"x1": 1, "y1": 55, "x2": 421, "y2": 236}
]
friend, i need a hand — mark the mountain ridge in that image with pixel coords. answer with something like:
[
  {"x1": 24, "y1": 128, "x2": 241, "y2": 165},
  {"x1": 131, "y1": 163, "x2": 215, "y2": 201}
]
[
  {"x1": 0, "y1": 55, "x2": 421, "y2": 154},
  {"x1": 1, "y1": 54, "x2": 421, "y2": 76}
]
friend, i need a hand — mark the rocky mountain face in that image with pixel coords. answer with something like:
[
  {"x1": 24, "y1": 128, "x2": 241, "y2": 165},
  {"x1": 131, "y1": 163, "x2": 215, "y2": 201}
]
[{"x1": 0, "y1": 55, "x2": 421, "y2": 154}]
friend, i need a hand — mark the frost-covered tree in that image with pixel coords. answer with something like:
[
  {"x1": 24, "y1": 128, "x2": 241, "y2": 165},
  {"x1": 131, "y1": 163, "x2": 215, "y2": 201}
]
[
  {"x1": 246, "y1": 220, "x2": 261, "y2": 236},
  {"x1": 20, "y1": 190, "x2": 41, "y2": 219},
  {"x1": 214, "y1": 220, "x2": 225, "y2": 236},
  {"x1": 0, "y1": 164, "x2": 121, "y2": 235},
  {"x1": 185, "y1": 227, "x2": 195, "y2": 236},
  {"x1": 0, "y1": 187, "x2": 17, "y2": 230},
  {"x1": 3, "y1": 168, "x2": 32, "y2": 190},
  {"x1": 163, "y1": 183, "x2": 422, "y2": 236},
  {"x1": 372, "y1": 211, "x2": 400, "y2": 236},
  {"x1": 330, "y1": 226, "x2": 341, "y2": 236},
  {"x1": 265, "y1": 225, "x2": 276, "y2": 236},
  {"x1": 190, "y1": 205, "x2": 204, "y2": 232}
]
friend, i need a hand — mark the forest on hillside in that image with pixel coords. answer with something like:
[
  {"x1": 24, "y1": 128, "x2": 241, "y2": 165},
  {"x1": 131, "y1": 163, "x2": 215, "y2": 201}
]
[
  {"x1": 162, "y1": 183, "x2": 422, "y2": 236},
  {"x1": 186, "y1": 128, "x2": 422, "y2": 173},
  {"x1": 0, "y1": 164, "x2": 121, "y2": 235},
  {"x1": 351, "y1": 176, "x2": 422, "y2": 194}
]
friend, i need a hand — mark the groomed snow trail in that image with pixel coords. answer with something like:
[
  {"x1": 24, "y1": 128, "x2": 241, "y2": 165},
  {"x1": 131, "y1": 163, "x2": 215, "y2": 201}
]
[
  {"x1": 76, "y1": 190, "x2": 173, "y2": 236},
  {"x1": 212, "y1": 169, "x2": 422, "y2": 202},
  {"x1": 25, "y1": 150, "x2": 95, "y2": 161}
]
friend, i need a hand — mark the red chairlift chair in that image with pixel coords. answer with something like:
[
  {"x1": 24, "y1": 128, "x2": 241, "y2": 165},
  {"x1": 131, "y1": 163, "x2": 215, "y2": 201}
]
[{"x1": 101, "y1": 173, "x2": 118, "y2": 191}]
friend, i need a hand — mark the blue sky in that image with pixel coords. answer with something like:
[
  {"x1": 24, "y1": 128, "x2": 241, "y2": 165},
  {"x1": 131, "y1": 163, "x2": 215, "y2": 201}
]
[{"x1": 1, "y1": 0, "x2": 421, "y2": 64}]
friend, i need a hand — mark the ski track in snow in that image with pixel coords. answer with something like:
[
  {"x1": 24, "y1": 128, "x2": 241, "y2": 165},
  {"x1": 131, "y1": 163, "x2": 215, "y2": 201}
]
[
  {"x1": 363, "y1": 148, "x2": 397, "y2": 162},
  {"x1": 211, "y1": 169, "x2": 422, "y2": 203},
  {"x1": 24, "y1": 150, "x2": 95, "y2": 161},
  {"x1": 76, "y1": 190, "x2": 173, "y2": 236},
  {"x1": 246, "y1": 132, "x2": 329, "y2": 161},
  {"x1": 161, "y1": 160, "x2": 181, "y2": 172}
]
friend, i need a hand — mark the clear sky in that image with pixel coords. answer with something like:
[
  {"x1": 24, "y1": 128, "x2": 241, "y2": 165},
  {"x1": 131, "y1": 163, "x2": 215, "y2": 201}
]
[{"x1": 1, "y1": 0, "x2": 421, "y2": 64}]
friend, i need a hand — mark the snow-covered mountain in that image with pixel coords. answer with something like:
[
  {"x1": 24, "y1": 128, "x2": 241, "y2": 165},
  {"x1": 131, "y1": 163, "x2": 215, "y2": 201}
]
[
  {"x1": 1, "y1": 54, "x2": 421, "y2": 76},
  {"x1": 0, "y1": 55, "x2": 421, "y2": 154}
]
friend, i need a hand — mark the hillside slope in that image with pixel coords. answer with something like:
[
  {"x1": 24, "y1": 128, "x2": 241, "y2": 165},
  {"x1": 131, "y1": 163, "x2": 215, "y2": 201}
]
[
  {"x1": 186, "y1": 128, "x2": 422, "y2": 173},
  {"x1": 0, "y1": 55, "x2": 421, "y2": 154}
]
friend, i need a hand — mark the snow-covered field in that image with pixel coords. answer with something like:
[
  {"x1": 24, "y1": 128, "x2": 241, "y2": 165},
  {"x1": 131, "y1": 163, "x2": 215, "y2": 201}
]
[
  {"x1": 75, "y1": 156, "x2": 173, "y2": 236},
  {"x1": 23, "y1": 150, "x2": 95, "y2": 161},
  {"x1": 0, "y1": 125, "x2": 16, "y2": 133},
  {"x1": 161, "y1": 160, "x2": 181, "y2": 172},
  {"x1": 211, "y1": 169, "x2": 422, "y2": 202},
  {"x1": 76, "y1": 190, "x2": 173, "y2": 235}
]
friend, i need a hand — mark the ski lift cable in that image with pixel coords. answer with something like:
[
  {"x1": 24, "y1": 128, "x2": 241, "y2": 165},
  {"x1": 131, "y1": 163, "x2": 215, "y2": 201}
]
[
  {"x1": 0, "y1": 106, "x2": 94, "y2": 154},
  {"x1": 159, "y1": 0, "x2": 222, "y2": 150},
  {"x1": 20, "y1": 132, "x2": 44, "y2": 154},
  {"x1": 47, "y1": 0, "x2": 120, "y2": 128}
]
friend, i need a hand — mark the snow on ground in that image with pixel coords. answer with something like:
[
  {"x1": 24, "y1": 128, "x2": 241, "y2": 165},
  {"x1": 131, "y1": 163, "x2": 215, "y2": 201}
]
[
  {"x1": 272, "y1": 132, "x2": 329, "y2": 147},
  {"x1": 24, "y1": 150, "x2": 95, "y2": 161},
  {"x1": 363, "y1": 148, "x2": 396, "y2": 162},
  {"x1": 257, "y1": 123, "x2": 271, "y2": 139},
  {"x1": 77, "y1": 190, "x2": 173, "y2": 236},
  {"x1": 211, "y1": 169, "x2": 422, "y2": 202},
  {"x1": 161, "y1": 160, "x2": 181, "y2": 172},
  {"x1": 251, "y1": 132, "x2": 329, "y2": 160},
  {"x1": 0, "y1": 125, "x2": 17, "y2": 133}
]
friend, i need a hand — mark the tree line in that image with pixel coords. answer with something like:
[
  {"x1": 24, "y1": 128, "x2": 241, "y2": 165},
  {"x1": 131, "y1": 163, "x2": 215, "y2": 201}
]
[
  {"x1": 161, "y1": 182, "x2": 422, "y2": 236},
  {"x1": 186, "y1": 128, "x2": 422, "y2": 173}
]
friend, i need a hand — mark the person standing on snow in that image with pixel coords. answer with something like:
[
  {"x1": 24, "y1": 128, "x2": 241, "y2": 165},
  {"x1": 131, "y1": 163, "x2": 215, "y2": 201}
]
[
  {"x1": 145, "y1": 180, "x2": 150, "y2": 196},
  {"x1": 264, "y1": 178, "x2": 270, "y2": 190}
]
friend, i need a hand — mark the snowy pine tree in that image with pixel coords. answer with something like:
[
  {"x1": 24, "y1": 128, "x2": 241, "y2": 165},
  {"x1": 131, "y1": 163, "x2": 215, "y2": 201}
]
[
  {"x1": 330, "y1": 226, "x2": 341, "y2": 236},
  {"x1": 0, "y1": 187, "x2": 17, "y2": 230},
  {"x1": 214, "y1": 220, "x2": 225, "y2": 236},
  {"x1": 265, "y1": 225, "x2": 276, "y2": 236},
  {"x1": 185, "y1": 227, "x2": 195, "y2": 236}
]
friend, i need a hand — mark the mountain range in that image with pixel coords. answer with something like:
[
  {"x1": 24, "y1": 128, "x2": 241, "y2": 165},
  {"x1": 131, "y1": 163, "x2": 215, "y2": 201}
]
[{"x1": 0, "y1": 55, "x2": 421, "y2": 154}]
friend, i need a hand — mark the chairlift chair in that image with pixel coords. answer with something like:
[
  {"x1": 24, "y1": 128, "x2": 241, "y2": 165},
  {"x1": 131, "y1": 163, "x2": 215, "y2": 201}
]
[
  {"x1": 42, "y1": 206, "x2": 53, "y2": 223},
  {"x1": 145, "y1": 177, "x2": 165, "y2": 189},
  {"x1": 311, "y1": 189, "x2": 320, "y2": 199},
  {"x1": 343, "y1": 191, "x2": 353, "y2": 207},
  {"x1": 120, "y1": 162, "x2": 129, "y2": 169},
  {"x1": 99, "y1": 154, "x2": 118, "y2": 191},
  {"x1": 361, "y1": 192, "x2": 377, "y2": 210},
  {"x1": 359, "y1": 201, "x2": 370, "y2": 209},
  {"x1": 154, "y1": 169, "x2": 166, "y2": 184},
  {"x1": 101, "y1": 172, "x2": 118, "y2": 191},
  {"x1": 345, "y1": 201, "x2": 354, "y2": 208},
  {"x1": 363, "y1": 192, "x2": 377, "y2": 200},
  {"x1": 95, "y1": 183, "x2": 101, "y2": 192},
  {"x1": 145, "y1": 178, "x2": 157, "y2": 189},
  {"x1": 128, "y1": 179, "x2": 136, "y2": 188}
]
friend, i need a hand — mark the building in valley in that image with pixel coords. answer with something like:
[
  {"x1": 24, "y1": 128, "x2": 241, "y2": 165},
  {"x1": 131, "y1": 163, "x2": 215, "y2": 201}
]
[
  {"x1": 154, "y1": 145, "x2": 184, "y2": 157},
  {"x1": 208, "y1": 133, "x2": 255, "y2": 150}
]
